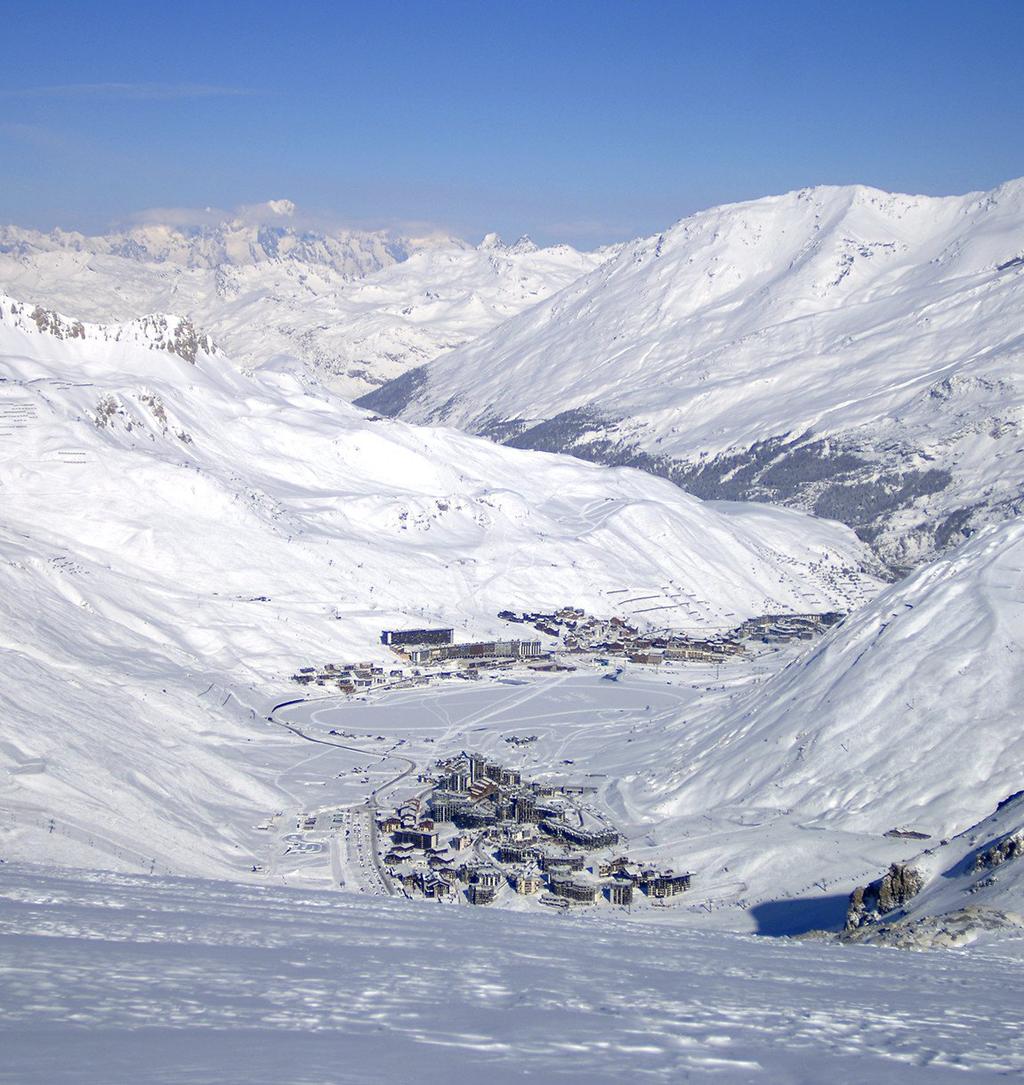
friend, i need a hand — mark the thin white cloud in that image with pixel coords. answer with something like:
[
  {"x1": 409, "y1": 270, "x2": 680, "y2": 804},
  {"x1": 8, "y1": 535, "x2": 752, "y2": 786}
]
[
  {"x1": 0, "y1": 83, "x2": 255, "y2": 101},
  {"x1": 118, "y1": 202, "x2": 462, "y2": 240},
  {"x1": 124, "y1": 200, "x2": 332, "y2": 231}
]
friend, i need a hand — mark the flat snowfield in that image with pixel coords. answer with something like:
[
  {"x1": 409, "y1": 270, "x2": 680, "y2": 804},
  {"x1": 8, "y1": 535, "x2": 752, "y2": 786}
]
[{"x1": 1, "y1": 866, "x2": 1022, "y2": 1084}]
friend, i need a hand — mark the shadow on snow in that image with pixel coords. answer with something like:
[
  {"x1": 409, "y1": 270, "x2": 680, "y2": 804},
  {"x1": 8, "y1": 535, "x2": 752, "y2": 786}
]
[{"x1": 749, "y1": 894, "x2": 849, "y2": 936}]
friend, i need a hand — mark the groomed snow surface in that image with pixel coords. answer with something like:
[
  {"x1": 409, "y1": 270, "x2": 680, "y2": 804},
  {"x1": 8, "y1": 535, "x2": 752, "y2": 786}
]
[{"x1": 2, "y1": 865, "x2": 1023, "y2": 1084}]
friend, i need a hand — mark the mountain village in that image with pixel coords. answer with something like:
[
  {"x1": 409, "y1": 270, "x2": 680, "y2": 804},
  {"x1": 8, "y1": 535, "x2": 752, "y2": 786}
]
[
  {"x1": 290, "y1": 609, "x2": 845, "y2": 694},
  {"x1": 377, "y1": 748, "x2": 692, "y2": 908}
]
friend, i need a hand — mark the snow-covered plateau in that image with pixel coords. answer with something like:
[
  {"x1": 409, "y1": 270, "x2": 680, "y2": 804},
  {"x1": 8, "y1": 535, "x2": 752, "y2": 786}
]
[
  {"x1": 0, "y1": 214, "x2": 607, "y2": 398},
  {"x1": 360, "y1": 180, "x2": 1024, "y2": 571}
]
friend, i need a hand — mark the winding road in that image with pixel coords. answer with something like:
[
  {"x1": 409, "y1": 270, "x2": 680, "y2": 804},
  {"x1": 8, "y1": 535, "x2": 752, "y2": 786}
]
[{"x1": 268, "y1": 697, "x2": 419, "y2": 895}]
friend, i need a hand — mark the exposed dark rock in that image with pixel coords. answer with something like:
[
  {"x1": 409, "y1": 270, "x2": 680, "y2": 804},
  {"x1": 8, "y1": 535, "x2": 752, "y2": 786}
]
[
  {"x1": 971, "y1": 830, "x2": 1024, "y2": 874},
  {"x1": 161, "y1": 316, "x2": 212, "y2": 364},
  {"x1": 31, "y1": 305, "x2": 85, "y2": 340},
  {"x1": 353, "y1": 365, "x2": 430, "y2": 416},
  {"x1": 845, "y1": 862, "x2": 925, "y2": 930}
]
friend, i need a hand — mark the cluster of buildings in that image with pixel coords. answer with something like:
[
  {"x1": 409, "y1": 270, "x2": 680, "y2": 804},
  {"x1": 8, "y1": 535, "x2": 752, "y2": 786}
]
[
  {"x1": 291, "y1": 660, "x2": 409, "y2": 691},
  {"x1": 499, "y1": 607, "x2": 744, "y2": 664},
  {"x1": 290, "y1": 607, "x2": 845, "y2": 693},
  {"x1": 733, "y1": 611, "x2": 843, "y2": 644},
  {"x1": 290, "y1": 628, "x2": 547, "y2": 692},
  {"x1": 499, "y1": 605, "x2": 846, "y2": 665},
  {"x1": 381, "y1": 627, "x2": 544, "y2": 667},
  {"x1": 374, "y1": 751, "x2": 693, "y2": 910}
]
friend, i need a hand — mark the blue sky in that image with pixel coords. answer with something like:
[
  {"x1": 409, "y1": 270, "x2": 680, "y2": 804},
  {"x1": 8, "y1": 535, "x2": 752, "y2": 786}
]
[{"x1": 2, "y1": 0, "x2": 1023, "y2": 246}]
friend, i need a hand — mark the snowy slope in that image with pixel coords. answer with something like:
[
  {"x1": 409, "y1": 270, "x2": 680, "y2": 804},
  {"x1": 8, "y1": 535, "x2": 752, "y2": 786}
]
[
  {"x1": 0, "y1": 218, "x2": 606, "y2": 397},
  {"x1": 0, "y1": 293, "x2": 877, "y2": 878},
  {"x1": 2, "y1": 864, "x2": 1023, "y2": 1084},
  {"x1": 605, "y1": 518, "x2": 1024, "y2": 910},
  {"x1": 842, "y1": 791, "x2": 1024, "y2": 947},
  {"x1": 361, "y1": 180, "x2": 1024, "y2": 569}
]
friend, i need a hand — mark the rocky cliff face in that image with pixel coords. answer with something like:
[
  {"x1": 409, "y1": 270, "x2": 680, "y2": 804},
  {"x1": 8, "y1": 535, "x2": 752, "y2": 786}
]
[
  {"x1": 971, "y1": 828, "x2": 1024, "y2": 875},
  {"x1": 834, "y1": 793, "x2": 1024, "y2": 947}
]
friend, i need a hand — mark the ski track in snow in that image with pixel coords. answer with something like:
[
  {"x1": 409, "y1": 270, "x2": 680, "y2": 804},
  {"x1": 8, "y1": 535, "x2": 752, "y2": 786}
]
[{"x1": 1, "y1": 865, "x2": 1023, "y2": 1084}]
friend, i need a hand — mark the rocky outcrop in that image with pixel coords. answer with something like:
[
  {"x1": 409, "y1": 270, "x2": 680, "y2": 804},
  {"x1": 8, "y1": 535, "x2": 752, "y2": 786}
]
[
  {"x1": 845, "y1": 862, "x2": 925, "y2": 930},
  {"x1": 2, "y1": 295, "x2": 216, "y2": 365},
  {"x1": 849, "y1": 905, "x2": 1024, "y2": 949},
  {"x1": 971, "y1": 829, "x2": 1024, "y2": 874}
]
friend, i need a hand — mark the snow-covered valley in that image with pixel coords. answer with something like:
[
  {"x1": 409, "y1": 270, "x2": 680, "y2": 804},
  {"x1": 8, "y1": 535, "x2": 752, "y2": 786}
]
[
  {"x1": 2, "y1": 283, "x2": 1023, "y2": 943},
  {"x1": 3, "y1": 187, "x2": 1024, "y2": 1082},
  {"x1": 0, "y1": 290, "x2": 886, "y2": 884}
]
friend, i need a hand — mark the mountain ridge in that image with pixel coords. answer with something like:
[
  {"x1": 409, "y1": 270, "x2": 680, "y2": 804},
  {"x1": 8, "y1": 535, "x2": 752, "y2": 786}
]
[
  {"x1": 359, "y1": 178, "x2": 1024, "y2": 571},
  {"x1": 0, "y1": 214, "x2": 609, "y2": 396}
]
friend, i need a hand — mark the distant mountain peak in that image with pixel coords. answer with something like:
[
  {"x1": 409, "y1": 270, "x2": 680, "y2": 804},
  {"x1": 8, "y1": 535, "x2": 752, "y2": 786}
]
[
  {"x1": 477, "y1": 233, "x2": 541, "y2": 256},
  {"x1": 477, "y1": 232, "x2": 505, "y2": 251},
  {"x1": 0, "y1": 214, "x2": 606, "y2": 399},
  {"x1": 0, "y1": 218, "x2": 413, "y2": 277},
  {"x1": 509, "y1": 235, "x2": 539, "y2": 255}
]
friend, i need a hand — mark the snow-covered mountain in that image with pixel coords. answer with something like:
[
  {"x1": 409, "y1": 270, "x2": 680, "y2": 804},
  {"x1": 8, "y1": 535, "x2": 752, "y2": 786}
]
[
  {"x1": 0, "y1": 216, "x2": 413, "y2": 274},
  {"x1": 601, "y1": 517, "x2": 1024, "y2": 924},
  {"x1": 0, "y1": 215, "x2": 607, "y2": 397},
  {"x1": 646, "y1": 518, "x2": 1024, "y2": 840},
  {"x1": 0, "y1": 292, "x2": 875, "y2": 878},
  {"x1": 360, "y1": 180, "x2": 1024, "y2": 571}
]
